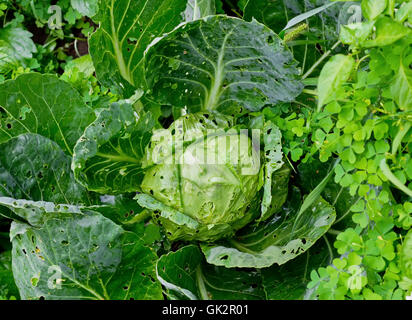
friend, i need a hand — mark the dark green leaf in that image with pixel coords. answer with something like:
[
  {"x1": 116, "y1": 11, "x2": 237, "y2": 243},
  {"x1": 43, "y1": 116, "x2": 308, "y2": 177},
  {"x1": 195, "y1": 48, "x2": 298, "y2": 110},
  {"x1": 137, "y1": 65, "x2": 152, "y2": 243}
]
[
  {"x1": 0, "y1": 73, "x2": 95, "y2": 155},
  {"x1": 243, "y1": 0, "x2": 303, "y2": 34},
  {"x1": 157, "y1": 245, "x2": 265, "y2": 300},
  {"x1": 297, "y1": 158, "x2": 360, "y2": 228},
  {"x1": 96, "y1": 194, "x2": 149, "y2": 226},
  {"x1": 146, "y1": 16, "x2": 303, "y2": 114},
  {"x1": 0, "y1": 251, "x2": 19, "y2": 299},
  {"x1": 9, "y1": 201, "x2": 162, "y2": 300},
  {"x1": 89, "y1": 0, "x2": 188, "y2": 95},
  {"x1": 262, "y1": 240, "x2": 330, "y2": 300},
  {"x1": 0, "y1": 134, "x2": 94, "y2": 207},
  {"x1": 243, "y1": 0, "x2": 352, "y2": 75}
]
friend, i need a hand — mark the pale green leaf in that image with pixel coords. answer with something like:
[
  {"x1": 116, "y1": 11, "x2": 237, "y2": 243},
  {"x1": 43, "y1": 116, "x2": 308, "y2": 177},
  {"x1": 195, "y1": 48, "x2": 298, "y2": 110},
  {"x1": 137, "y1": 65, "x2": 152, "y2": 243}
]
[
  {"x1": 283, "y1": 1, "x2": 338, "y2": 31},
  {"x1": 362, "y1": 17, "x2": 411, "y2": 48},
  {"x1": 260, "y1": 122, "x2": 287, "y2": 221},
  {"x1": 0, "y1": 134, "x2": 94, "y2": 208},
  {"x1": 317, "y1": 54, "x2": 354, "y2": 110},
  {"x1": 391, "y1": 47, "x2": 412, "y2": 111},
  {"x1": 261, "y1": 241, "x2": 330, "y2": 300},
  {"x1": 361, "y1": 0, "x2": 387, "y2": 21}
]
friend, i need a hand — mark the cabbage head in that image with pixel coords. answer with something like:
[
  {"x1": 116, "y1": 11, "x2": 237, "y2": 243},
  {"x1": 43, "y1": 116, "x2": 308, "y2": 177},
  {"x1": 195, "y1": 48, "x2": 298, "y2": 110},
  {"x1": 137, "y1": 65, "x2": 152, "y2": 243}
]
[{"x1": 136, "y1": 112, "x2": 289, "y2": 241}]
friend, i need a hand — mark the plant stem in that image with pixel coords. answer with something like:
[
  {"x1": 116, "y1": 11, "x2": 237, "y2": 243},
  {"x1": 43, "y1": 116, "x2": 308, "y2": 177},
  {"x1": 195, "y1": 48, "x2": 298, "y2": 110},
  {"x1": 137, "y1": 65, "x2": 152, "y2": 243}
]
[
  {"x1": 323, "y1": 235, "x2": 334, "y2": 264},
  {"x1": 302, "y1": 88, "x2": 318, "y2": 96},
  {"x1": 327, "y1": 229, "x2": 342, "y2": 236},
  {"x1": 302, "y1": 40, "x2": 341, "y2": 80},
  {"x1": 124, "y1": 209, "x2": 152, "y2": 225}
]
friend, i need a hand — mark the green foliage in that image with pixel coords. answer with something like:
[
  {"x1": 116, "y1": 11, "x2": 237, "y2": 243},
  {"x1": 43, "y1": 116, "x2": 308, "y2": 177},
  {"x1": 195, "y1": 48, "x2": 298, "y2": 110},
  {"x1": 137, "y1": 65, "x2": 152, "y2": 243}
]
[
  {"x1": 0, "y1": 0, "x2": 410, "y2": 301},
  {"x1": 157, "y1": 245, "x2": 265, "y2": 299},
  {"x1": 9, "y1": 203, "x2": 162, "y2": 300},
  {"x1": 145, "y1": 15, "x2": 303, "y2": 114},
  {"x1": 89, "y1": 0, "x2": 188, "y2": 95},
  {"x1": 0, "y1": 73, "x2": 96, "y2": 154},
  {"x1": 306, "y1": 3, "x2": 411, "y2": 300}
]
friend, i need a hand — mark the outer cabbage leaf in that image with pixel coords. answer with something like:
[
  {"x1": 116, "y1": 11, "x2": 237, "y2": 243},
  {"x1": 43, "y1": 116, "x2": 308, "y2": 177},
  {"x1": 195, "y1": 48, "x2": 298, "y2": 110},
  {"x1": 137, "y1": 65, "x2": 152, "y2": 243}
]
[
  {"x1": 145, "y1": 15, "x2": 303, "y2": 114},
  {"x1": 7, "y1": 200, "x2": 162, "y2": 300},
  {"x1": 261, "y1": 240, "x2": 330, "y2": 300},
  {"x1": 156, "y1": 245, "x2": 265, "y2": 300},
  {"x1": 0, "y1": 134, "x2": 94, "y2": 208},
  {"x1": 89, "y1": 0, "x2": 188, "y2": 95},
  {"x1": 72, "y1": 101, "x2": 155, "y2": 194},
  {"x1": 200, "y1": 188, "x2": 336, "y2": 268},
  {"x1": 0, "y1": 73, "x2": 95, "y2": 155}
]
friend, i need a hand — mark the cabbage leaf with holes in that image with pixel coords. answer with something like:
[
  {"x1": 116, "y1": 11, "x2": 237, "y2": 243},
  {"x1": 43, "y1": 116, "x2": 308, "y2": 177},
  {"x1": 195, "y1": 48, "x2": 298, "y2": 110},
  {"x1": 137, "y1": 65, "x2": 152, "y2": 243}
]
[{"x1": 0, "y1": 1, "x2": 348, "y2": 301}]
